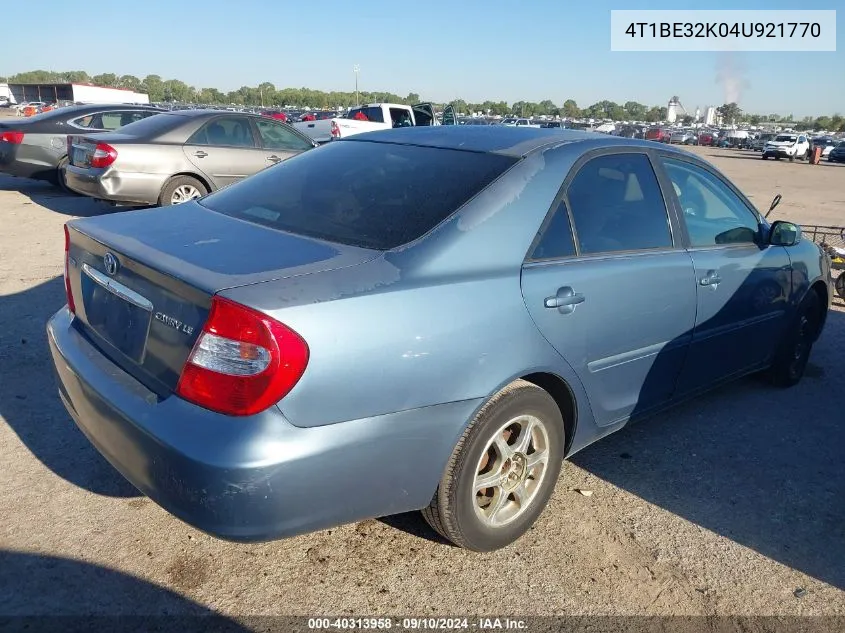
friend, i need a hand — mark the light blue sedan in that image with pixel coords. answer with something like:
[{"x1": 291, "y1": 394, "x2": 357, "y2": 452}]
[{"x1": 48, "y1": 126, "x2": 832, "y2": 552}]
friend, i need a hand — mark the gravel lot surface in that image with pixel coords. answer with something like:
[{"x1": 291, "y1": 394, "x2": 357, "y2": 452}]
[{"x1": 0, "y1": 140, "x2": 843, "y2": 629}]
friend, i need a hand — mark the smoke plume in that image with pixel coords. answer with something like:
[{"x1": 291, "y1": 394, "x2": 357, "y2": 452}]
[{"x1": 715, "y1": 52, "x2": 750, "y2": 105}]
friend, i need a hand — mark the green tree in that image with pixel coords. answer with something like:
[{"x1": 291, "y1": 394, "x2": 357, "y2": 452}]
[
  {"x1": 717, "y1": 102, "x2": 742, "y2": 124},
  {"x1": 64, "y1": 71, "x2": 91, "y2": 84},
  {"x1": 91, "y1": 73, "x2": 118, "y2": 87},
  {"x1": 624, "y1": 101, "x2": 647, "y2": 119},
  {"x1": 682, "y1": 115, "x2": 695, "y2": 125},
  {"x1": 117, "y1": 75, "x2": 141, "y2": 91},
  {"x1": 644, "y1": 106, "x2": 663, "y2": 122},
  {"x1": 538, "y1": 99, "x2": 558, "y2": 116},
  {"x1": 561, "y1": 99, "x2": 580, "y2": 118},
  {"x1": 749, "y1": 114, "x2": 762, "y2": 125},
  {"x1": 451, "y1": 99, "x2": 468, "y2": 114},
  {"x1": 609, "y1": 105, "x2": 627, "y2": 121},
  {"x1": 404, "y1": 92, "x2": 420, "y2": 104},
  {"x1": 141, "y1": 75, "x2": 164, "y2": 101},
  {"x1": 814, "y1": 116, "x2": 833, "y2": 131}
]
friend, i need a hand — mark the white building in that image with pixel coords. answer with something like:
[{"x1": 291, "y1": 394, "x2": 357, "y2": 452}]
[{"x1": 704, "y1": 106, "x2": 717, "y2": 126}]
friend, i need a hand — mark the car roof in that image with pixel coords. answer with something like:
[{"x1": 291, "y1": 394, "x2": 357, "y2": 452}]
[
  {"x1": 162, "y1": 108, "x2": 265, "y2": 119},
  {"x1": 343, "y1": 126, "x2": 637, "y2": 157}
]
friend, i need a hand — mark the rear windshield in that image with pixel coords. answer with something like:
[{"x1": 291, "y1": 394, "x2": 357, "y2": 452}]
[
  {"x1": 111, "y1": 112, "x2": 185, "y2": 137},
  {"x1": 199, "y1": 140, "x2": 518, "y2": 250}
]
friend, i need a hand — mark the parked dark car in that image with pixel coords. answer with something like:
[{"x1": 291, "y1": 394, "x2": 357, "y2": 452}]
[
  {"x1": 48, "y1": 127, "x2": 831, "y2": 553},
  {"x1": 828, "y1": 140, "x2": 845, "y2": 163},
  {"x1": 0, "y1": 104, "x2": 164, "y2": 191}
]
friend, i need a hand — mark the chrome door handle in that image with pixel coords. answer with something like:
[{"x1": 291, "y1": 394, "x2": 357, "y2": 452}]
[
  {"x1": 699, "y1": 271, "x2": 722, "y2": 287},
  {"x1": 194, "y1": 151, "x2": 208, "y2": 158},
  {"x1": 544, "y1": 287, "x2": 585, "y2": 314},
  {"x1": 267, "y1": 155, "x2": 282, "y2": 163}
]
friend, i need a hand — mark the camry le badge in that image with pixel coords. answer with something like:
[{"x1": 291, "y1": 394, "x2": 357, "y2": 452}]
[{"x1": 103, "y1": 252, "x2": 119, "y2": 276}]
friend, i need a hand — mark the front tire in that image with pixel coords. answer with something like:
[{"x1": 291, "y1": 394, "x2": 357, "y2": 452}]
[
  {"x1": 422, "y1": 380, "x2": 564, "y2": 552},
  {"x1": 768, "y1": 291, "x2": 823, "y2": 388},
  {"x1": 158, "y1": 175, "x2": 208, "y2": 207}
]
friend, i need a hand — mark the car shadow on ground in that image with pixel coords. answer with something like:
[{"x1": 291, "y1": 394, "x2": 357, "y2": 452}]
[
  {"x1": 571, "y1": 307, "x2": 845, "y2": 591},
  {"x1": 0, "y1": 276, "x2": 139, "y2": 497},
  {"x1": 0, "y1": 550, "x2": 247, "y2": 630},
  {"x1": 0, "y1": 175, "x2": 112, "y2": 217}
]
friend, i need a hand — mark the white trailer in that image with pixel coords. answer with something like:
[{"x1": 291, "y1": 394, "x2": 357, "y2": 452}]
[
  {"x1": 69, "y1": 84, "x2": 150, "y2": 104},
  {"x1": 6, "y1": 83, "x2": 149, "y2": 105}
]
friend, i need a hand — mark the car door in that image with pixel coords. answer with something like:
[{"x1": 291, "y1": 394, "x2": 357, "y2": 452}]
[
  {"x1": 182, "y1": 115, "x2": 267, "y2": 189},
  {"x1": 520, "y1": 150, "x2": 697, "y2": 427},
  {"x1": 252, "y1": 117, "x2": 314, "y2": 167},
  {"x1": 657, "y1": 154, "x2": 793, "y2": 396}
]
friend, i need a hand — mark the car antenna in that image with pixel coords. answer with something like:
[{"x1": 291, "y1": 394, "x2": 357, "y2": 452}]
[{"x1": 765, "y1": 194, "x2": 782, "y2": 219}]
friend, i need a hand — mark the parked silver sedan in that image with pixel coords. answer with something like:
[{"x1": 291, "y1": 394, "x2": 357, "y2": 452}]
[{"x1": 63, "y1": 110, "x2": 318, "y2": 206}]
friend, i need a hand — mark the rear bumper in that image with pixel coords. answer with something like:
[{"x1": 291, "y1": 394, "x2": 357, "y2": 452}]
[
  {"x1": 47, "y1": 308, "x2": 479, "y2": 541},
  {"x1": 64, "y1": 164, "x2": 166, "y2": 205},
  {"x1": 0, "y1": 142, "x2": 61, "y2": 181}
]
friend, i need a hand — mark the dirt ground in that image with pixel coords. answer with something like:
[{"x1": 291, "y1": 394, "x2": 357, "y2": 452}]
[{"x1": 0, "y1": 140, "x2": 843, "y2": 628}]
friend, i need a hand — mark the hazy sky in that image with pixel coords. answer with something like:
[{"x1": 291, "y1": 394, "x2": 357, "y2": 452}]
[{"x1": 3, "y1": 0, "x2": 842, "y2": 117}]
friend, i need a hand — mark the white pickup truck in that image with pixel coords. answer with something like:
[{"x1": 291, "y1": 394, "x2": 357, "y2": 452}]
[
  {"x1": 292, "y1": 102, "x2": 457, "y2": 143},
  {"x1": 762, "y1": 133, "x2": 811, "y2": 161}
]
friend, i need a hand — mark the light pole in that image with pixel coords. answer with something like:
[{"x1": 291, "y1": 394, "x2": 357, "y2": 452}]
[{"x1": 353, "y1": 65, "x2": 360, "y2": 107}]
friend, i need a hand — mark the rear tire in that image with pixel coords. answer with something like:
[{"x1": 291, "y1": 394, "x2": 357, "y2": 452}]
[
  {"x1": 767, "y1": 292, "x2": 823, "y2": 388},
  {"x1": 421, "y1": 380, "x2": 565, "y2": 552},
  {"x1": 158, "y1": 176, "x2": 208, "y2": 207},
  {"x1": 55, "y1": 157, "x2": 78, "y2": 195}
]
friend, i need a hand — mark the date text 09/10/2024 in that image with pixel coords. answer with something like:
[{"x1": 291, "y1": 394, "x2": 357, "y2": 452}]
[{"x1": 307, "y1": 617, "x2": 528, "y2": 630}]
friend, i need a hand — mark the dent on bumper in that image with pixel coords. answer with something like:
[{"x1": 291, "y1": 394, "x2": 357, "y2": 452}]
[
  {"x1": 47, "y1": 308, "x2": 480, "y2": 541},
  {"x1": 63, "y1": 167, "x2": 164, "y2": 205}
]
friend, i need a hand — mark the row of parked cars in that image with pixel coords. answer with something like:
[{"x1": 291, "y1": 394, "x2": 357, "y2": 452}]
[{"x1": 0, "y1": 102, "x2": 319, "y2": 206}]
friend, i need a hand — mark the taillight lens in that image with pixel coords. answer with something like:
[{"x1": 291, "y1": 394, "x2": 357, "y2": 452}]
[
  {"x1": 176, "y1": 296, "x2": 309, "y2": 416},
  {"x1": 0, "y1": 131, "x2": 24, "y2": 144},
  {"x1": 330, "y1": 120, "x2": 340, "y2": 138},
  {"x1": 63, "y1": 224, "x2": 76, "y2": 315},
  {"x1": 90, "y1": 142, "x2": 117, "y2": 168}
]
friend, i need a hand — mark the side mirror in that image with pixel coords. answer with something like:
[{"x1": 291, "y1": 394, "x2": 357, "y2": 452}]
[{"x1": 769, "y1": 220, "x2": 801, "y2": 247}]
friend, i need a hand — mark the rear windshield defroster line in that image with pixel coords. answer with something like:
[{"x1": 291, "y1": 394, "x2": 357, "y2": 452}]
[{"x1": 198, "y1": 140, "x2": 518, "y2": 250}]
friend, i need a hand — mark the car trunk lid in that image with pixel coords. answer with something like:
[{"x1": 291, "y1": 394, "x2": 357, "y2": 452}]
[{"x1": 65, "y1": 201, "x2": 378, "y2": 396}]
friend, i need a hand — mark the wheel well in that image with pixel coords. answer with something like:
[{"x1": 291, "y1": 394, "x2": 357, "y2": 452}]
[
  {"x1": 520, "y1": 372, "x2": 577, "y2": 456},
  {"x1": 810, "y1": 280, "x2": 829, "y2": 340},
  {"x1": 165, "y1": 172, "x2": 212, "y2": 195}
]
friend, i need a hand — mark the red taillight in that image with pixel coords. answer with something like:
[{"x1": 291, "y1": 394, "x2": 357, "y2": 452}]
[
  {"x1": 0, "y1": 131, "x2": 24, "y2": 144},
  {"x1": 176, "y1": 296, "x2": 309, "y2": 416},
  {"x1": 63, "y1": 224, "x2": 76, "y2": 315},
  {"x1": 330, "y1": 120, "x2": 340, "y2": 138},
  {"x1": 90, "y1": 142, "x2": 117, "y2": 168}
]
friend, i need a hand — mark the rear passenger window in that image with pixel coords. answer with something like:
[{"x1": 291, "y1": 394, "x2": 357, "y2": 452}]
[
  {"x1": 566, "y1": 153, "x2": 672, "y2": 255},
  {"x1": 530, "y1": 201, "x2": 576, "y2": 260}
]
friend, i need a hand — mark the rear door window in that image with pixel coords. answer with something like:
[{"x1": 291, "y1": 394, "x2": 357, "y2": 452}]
[
  {"x1": 566, "y1": 153, "x2": 673, "y2": 255},
  {"x1": 529, "y1": 200, "x2": 576, "y2": 260},
  {"x1": 199, "y1": 140, "x2": 518, "y2": 250},
  {"x1": 188, "y1": 116, "x2": 257, "y2": 147}
]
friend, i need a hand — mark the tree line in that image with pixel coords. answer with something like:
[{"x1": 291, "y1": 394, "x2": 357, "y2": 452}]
[{"x1": 2, "y1": 69, "x2": 843, "y2": 132}]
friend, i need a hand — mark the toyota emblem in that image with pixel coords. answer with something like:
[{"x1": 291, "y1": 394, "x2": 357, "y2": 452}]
[{"x1": 103, "y1": 252, "x2": 119, "y2": 276}]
